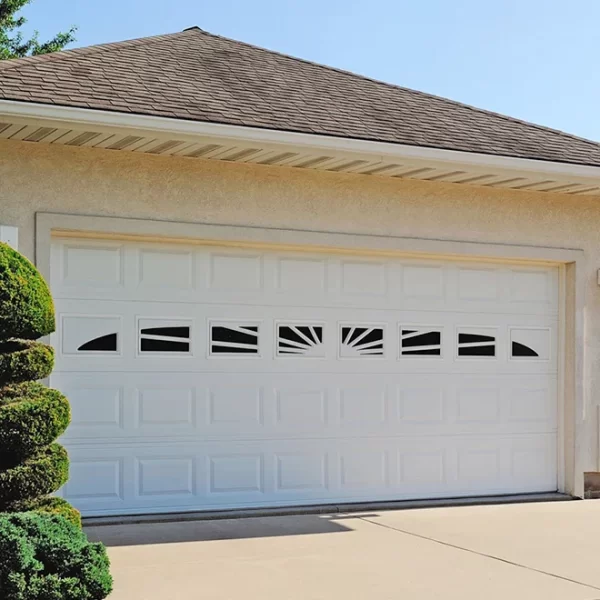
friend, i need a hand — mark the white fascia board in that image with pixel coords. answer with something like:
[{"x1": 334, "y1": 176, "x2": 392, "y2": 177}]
[{"x1": 2, "y1": 99, "x2": 600, "y2": 184}]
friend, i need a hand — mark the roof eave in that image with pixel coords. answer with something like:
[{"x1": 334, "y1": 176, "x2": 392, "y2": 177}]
[{"x1": 2, "y1": 99, "x2": 600, "y2": 195}]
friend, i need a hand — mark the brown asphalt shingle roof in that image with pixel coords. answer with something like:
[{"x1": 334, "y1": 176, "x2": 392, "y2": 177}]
[{"x1": 1, "y1": 27, "x2": 600, "y2": 167}]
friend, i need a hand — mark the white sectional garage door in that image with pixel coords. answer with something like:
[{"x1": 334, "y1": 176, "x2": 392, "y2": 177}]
[{"x1": 50, "y1": 237, "x2": 559, "y2": 516}]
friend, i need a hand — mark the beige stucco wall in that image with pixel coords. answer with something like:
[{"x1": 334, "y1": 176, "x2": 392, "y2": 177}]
[{"x1": 1, "y1": 138, "x2": 599, "y2": 494}]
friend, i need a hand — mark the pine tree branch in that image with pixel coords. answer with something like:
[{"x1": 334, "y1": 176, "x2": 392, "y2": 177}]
[{"x1": 0, "y1": 0, "x2": 77, "y2": 59}]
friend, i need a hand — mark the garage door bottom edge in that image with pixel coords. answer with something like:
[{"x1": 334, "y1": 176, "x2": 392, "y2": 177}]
[{"x1": 83, "y1": 492, "x2": 574, "y2": 527}]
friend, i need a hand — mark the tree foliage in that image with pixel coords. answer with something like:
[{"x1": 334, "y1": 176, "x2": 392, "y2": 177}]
[{"x1": 0, "y1": 0, "x2": 76, "y2": 60}]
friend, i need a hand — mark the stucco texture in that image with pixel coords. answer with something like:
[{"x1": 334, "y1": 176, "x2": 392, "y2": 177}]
[{"x1": 1, "y1": 138, "x2": 599, "y2": 491}]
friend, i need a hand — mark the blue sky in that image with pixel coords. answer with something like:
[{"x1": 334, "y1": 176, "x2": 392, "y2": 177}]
[{"x1": 17, "y1": 0, "x2": 600, "y2": 141}]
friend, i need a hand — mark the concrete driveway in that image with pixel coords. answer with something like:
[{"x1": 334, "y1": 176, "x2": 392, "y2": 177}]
[{"x1": 86, "y1": 500, "x2": 600, "y2": 600}]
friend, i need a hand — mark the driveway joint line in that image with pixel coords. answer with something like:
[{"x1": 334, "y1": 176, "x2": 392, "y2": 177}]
[{"x1": 358, "y1": 516, "x2": 600, "y2": 593}]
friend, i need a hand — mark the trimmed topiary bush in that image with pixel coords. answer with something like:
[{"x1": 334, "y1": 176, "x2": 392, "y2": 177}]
[
  {"x1": 0, "y1": 340, "x2": 55, "y2": 386},
  {"x1": 0, "y1": 512, "x2": 112, "y2": 600},
  {"x1": 6, "y1": 498, "x2": 82, "y2": 529},
  {"x1": 0, "y1": 244, "x2": 55, "y2": 340},
  {"x1": 0, "y1": 443, "x2": 70, "y2": 506},
  {"x1": 0, "y1": 243, "x2": 73, "y2": 520},
  {"x1": 0, "y1": 244, "x2": 100, "y2": 590},
  {"x1": 0, "y1": 382, "x2": 70, "y2": 462}
]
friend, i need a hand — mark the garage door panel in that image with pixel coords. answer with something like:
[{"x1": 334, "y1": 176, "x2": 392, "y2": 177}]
[
  {"x1": 136, "y1": 456, "x2": 196, "y2": 498},
  {"x1": 454, "y1": 435, "x2": 557, "y2": 493},
  {"x1": 276, "y1": 256, "x2": 328, "y2": 293},
  {"x1": 66, "y1": 385, "x2": 125, "y2": 433},
  {"x1": 53, "y1": 242, "x2": 125, "y2": 289},
  {"x1": 59, "y1": 457, "x2": 124, "y2": 505},
  {"x1": 51, "y1": 242, "x2": 558, "y2": 315},
  {"x1": 135, "y1": 386, "x2": 197, "y2": 430},
  {"x1": 52, "y1": 303, "x2": 558, "y2": 375},
  {"x1": 56, "y1": 372, "x2": 556, "y2": 444},
  {"x1": 338, "y1": 386, "x2": 389, "y2": 425},
  {"x1": 275, "y1": 452, "x2": 328, "y2": 491},
  {"x1": 59, "y1": 433, "x2": 556, "y2": 516},
  {"x1": 275, "y1": 388, "x2": 328, "y2": 428},
  {"x1": 51, "y1": 238, "x2": 559, "y2": 516}
]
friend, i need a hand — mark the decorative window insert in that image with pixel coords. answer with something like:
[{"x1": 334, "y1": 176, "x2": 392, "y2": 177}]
[
  {"x1": 61, "y1": 315, "x2": 121, "y2": 354},
  {"x1": 400, "y1": 327, "x2": 442, "y2": 357},
  {"x1": 276, "y1": 324, "x2": 325, "y2": 357},
  {"x1": 139, "y1": 319, "x2": 191, "y2": 353},
  {"x1": 339, "y1": 325, "x2": 384, "y2": 358},
  {"x1": 509, "y1": 327, "x2": 549, "y2": 360},
  {"x1": 457, "y1": 328, "x2": 496, "y2": 358},
  {"x1": 512, "y1": 342, "x2": 538, "y2": 358},
  {"x1": 210, "y1": 322, "x2": 259, "y2": 355},
  {"x1": 78, "y1": 333, "x2": 118, "y2": 352}
]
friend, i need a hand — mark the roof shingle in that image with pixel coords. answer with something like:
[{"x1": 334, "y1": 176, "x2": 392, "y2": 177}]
[{"x1": 1, "y1": 28, "x2": 600, "y2": 167}]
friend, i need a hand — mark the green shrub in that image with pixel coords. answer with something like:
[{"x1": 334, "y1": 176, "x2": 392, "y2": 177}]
[
  {"x1": 7, "y1": 497, "x2": 82, "y2": 529},
  {"x1": 0, "y1": 247, "x2": 105, "y2": 595},
  {"x1": 30, "y1": 498, "x2": 82, "y2": 530},
  {"x1": 0, "y1": 512, "x2": 112, "y2": 600},
  {"x1": 0, "y1": 243, "x2": 55, "y2": 340},
  {"x1": 0, "y1": 340, "x2": 54, "y2": 385},
  {"x1": 0, "y1": 383, "x2": 70, "y2": 462},
  {"x1": 0, "y1": 444, "x2": 69, "y2": 506}
]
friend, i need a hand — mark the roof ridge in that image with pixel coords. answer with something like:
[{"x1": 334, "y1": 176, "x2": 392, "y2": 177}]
[
  {"x1": 0, "y1": 29, "x2": 190, "y2": 72},
  {"x1": 191, "y1": 28, "x2": 600, "y2": 150}
]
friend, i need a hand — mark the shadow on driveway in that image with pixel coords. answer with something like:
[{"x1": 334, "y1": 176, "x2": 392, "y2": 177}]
[{"x1": 85, "y1": 513, "x2": 362, "y2": 547}]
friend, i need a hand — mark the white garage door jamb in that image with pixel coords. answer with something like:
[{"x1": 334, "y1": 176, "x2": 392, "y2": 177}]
[{"x1": 34, "y1": 212, "x2": 585, "y2": 499}]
